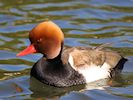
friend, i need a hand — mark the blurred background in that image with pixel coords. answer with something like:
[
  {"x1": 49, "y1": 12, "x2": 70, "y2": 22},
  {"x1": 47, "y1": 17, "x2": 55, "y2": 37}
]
[{"x1": 0, "y1": 0, "x2": 133, "y2": 100}]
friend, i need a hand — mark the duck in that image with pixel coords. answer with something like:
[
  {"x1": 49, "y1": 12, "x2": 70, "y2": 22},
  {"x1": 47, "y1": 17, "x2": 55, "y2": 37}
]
[{"x1": 17, "y1": 21, "x2": 127, "y2": 87}]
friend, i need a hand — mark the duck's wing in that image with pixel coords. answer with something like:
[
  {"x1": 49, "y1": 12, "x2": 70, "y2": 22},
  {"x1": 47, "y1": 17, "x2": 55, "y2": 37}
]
[
  {"x1": 62, "y1": 46, "x2": 126, "y2": 70},
  {"x1": 62, "y1": 46, "x2": 127, "y2": 82},
  {"x1": 94, "y1": 43, "x2": 113, "y2": 50},
  {"x1": 95, "y1": 44, "x2": 128, "y2": 70}
]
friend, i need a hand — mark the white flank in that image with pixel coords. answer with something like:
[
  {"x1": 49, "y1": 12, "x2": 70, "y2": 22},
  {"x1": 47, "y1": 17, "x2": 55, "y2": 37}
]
[
  {"x1": 68, "y1": 54, "x2": 74, "y2": 67},
  {"x1": 78, "y1": 63, "x2": 110, "y2": 83},
  {"x1": 68, "y1": 54, "x2": 111, "y2": 83}
]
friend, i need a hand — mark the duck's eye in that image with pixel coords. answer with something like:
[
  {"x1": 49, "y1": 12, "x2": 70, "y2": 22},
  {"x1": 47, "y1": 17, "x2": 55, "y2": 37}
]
[{"x1": 37, "y1": 38, "x2": 42, "y2": 43}]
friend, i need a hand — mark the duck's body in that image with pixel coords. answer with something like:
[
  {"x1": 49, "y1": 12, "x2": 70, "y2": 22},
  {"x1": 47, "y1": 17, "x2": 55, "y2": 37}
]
[
  {"x1": 31, "y1": 46, "x2": 126, "y2": 87},
  {"x1": 17, "y1": 21, "x2": 127, "y2": 87}
]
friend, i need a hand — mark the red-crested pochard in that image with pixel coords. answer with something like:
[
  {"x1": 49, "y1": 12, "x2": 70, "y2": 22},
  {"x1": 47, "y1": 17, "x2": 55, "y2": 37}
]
[{"x1": 17, "y1": 21, "x2": 127, "y2": 87}]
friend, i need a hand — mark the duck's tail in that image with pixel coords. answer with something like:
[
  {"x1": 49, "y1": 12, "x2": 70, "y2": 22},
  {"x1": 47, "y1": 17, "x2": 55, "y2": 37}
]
[{"x1": 110, "y1": 57, "x2": 128, "y2": 78}]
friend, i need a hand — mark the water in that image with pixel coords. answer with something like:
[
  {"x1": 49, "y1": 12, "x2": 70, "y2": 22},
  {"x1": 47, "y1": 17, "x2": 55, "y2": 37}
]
[{"x1": 0, "y1": 0, "x2": 133, "y2": 100}]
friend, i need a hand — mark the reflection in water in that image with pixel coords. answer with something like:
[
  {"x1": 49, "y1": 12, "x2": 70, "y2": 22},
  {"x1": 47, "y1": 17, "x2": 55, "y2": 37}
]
[
  {"x1": 30, "y1": 77, "x2": 85, "y2": 99},
  {"x1": 0, "y1": 0, "x2": 133, "y2": 99},
  {"x1": 0, "y1": 73, "x2": 133, "y2": 99}
]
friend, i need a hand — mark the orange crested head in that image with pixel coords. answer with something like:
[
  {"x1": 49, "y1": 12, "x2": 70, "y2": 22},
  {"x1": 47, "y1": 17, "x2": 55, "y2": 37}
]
[{"x1": 17, "y1": 21, "x2": 64, "y2": 59}]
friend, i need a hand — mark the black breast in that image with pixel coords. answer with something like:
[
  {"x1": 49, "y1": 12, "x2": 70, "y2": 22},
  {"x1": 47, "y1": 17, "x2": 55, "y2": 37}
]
[{"x1": 30, "y1": 57, "x2": 86, "y2": 87}]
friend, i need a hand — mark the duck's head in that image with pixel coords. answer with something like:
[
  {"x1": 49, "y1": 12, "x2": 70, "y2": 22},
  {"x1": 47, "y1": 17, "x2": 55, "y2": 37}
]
[{"x1": 17, "y1": 21, "x2": 64, "y2": 59}]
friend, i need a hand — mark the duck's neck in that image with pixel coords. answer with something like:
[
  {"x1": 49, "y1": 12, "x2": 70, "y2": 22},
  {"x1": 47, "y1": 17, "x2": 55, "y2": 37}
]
[{"x1": 46, "y1": 42, "x2": 64, "y2": 63}]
